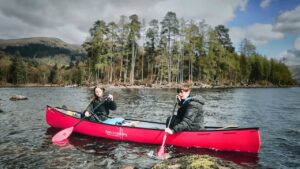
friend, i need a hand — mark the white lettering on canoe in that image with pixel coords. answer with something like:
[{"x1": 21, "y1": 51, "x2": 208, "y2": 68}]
[{"x1": 105, "y1": 129, "x2": 127, "y2": 138}]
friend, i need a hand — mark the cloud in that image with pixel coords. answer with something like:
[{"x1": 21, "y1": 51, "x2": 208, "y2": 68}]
[
  {"x1": 273, "y1": 6, "x2": 300, "y2": 33},
  {"x1": 280, "y1": 49, "x2": 300, "y2": 65},
  {"x1": 0, "y1": 10, "x2": 39, "y2": 38},
  {"x1": 294, "y1": 37, "x2": 300, "y2": 50},
  {"x1": 229, "y1": 23, "x2": 284, "y2": 45},
  {"x1": 279, "y1": 37, "x2": 300, "y2": 65},
  {"x1": 152, "y1": 0, "x2": 247, "y2": 26},
  {"x1": 40, "y1": 24, "x2": 88, "y2": 45},
  {"x1": 260, "y1": 0, "x2": 271, "y2": 9},
  {"x1": 0, "y1": 0, "x2": 247, "y2": 44}
]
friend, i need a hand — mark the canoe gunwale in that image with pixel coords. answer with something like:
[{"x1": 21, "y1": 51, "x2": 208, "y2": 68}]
[{"x1": 47, "y1": 105, "x2": 259, "y2": 132}]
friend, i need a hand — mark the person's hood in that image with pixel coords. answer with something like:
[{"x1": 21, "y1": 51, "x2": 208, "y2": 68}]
[
  {"x1": 189, "y1": 95, "x2": 205, "y2": 105},
  {"x1": 180, "y1": 95, "x2": 205, "y2": 106}
]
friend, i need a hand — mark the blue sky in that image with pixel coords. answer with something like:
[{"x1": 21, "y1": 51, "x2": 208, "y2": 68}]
[
  {"x1": 229, "y1": 0, "x2": 300, "y2": 64},
  {"x1": 0, "y1": 0, "x2": 299, "y2": 65}
]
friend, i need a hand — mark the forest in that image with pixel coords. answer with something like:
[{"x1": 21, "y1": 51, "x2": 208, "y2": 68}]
[{"x1": 0, "y1": 12, "x2": 295, "y2": 87}]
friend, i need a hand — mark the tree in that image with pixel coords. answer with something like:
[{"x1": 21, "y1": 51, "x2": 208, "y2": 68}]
[
  {"x1": 249, "y1": 56, "x2": 263, "y2": 83},
  {"x1": 240, "y1": 54, "x2": 248, "y2": 84},
  {"x1": 145, "y1": 19, "x2": 159, "y2": 82},
  {"x1": 128, "y1": 14, "x2": 141, "y2": 85},
  {"x1": 107, "y1": 21, "x2": 119, "y2": 84},
  {"x1": 161, "y1": 11, "x2": 179, "y2": 83},
  {"x1": 215, "y1": 25, "x2": 234, "y2": 53},
  {"x1": 207, "y1": 30, "x2": 221, "y2": 83},
  {"x1": 117, "y1": 15, "x2": 130, "y2": 83},
  {"x1": 9, "y1": 56, "x2": 26, "y2": 85},
  {"x1": 0, "y1": 53, "x2": 11, "y2": 83},
  {"x1": 239, "y1": 38, "x2": 256, "y2": 57},
  {"x1": 83, "y1": 20, "x2": 109, "y2": 83},
  {"x1": 270, "y1": 59, "x2": 294, "y2": 85},
  {"x1": 184, "y1": 20, "x2": 203, "y2": 83},
  {"x1": 48, "y1": 64, "x2": 58, "y2": 84}
]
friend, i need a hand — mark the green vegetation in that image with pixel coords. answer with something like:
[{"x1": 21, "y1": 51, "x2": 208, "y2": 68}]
[
  {"x1": 0, "y1": 12, "x2": 296, "y2": 86},
  {"x1": 0, "y1": 51, "x2": 85, "y2": 86}
]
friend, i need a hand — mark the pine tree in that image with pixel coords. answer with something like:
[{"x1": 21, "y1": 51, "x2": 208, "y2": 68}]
[
  {"x1": 9, "y1": 56, "x2": 26, "y2": 85},
  {"x1": 128, "y1": 14, "x2": 141, "y2": 85},
  {"x1": 161, "y1": 11, "x2": 179, "y2": 84},
  {"x1": 48, "y1": 64, "x2": 58, "y2": 84},
  {"x1": 215, "y1": 25, "x2": 234, "y2": 53}
]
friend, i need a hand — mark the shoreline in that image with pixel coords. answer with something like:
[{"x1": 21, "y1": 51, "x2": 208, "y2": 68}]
[{"x1": 0, "y1": 83, "x2": 299, "y2": 89}]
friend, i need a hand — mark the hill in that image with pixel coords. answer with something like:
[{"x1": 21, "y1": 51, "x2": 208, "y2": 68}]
[
  {"x1": 0, "y1": 37, "x2": 86, "y2": 65},
  {"x1": 288, "y1": 65, "x2": 300, "y2": 84}
]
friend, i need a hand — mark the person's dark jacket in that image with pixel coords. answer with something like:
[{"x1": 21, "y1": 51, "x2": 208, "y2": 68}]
[
  {"x1": 172, "y1": 96, "x2": 204, "y2": 132},
  {"x1": 85, "y1": 98, "x2": 117, "y2": 121}
]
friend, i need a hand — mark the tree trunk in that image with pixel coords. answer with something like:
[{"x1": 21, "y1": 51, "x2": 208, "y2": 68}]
[
  {"x1": 109, "y1": 56, "x2": 113, "y2": 84},
  {"x1": 119, "y1": 44, "x2": 124, "y2": 82},
  {"x1": 119, "y1": 51, "x2": 123, "y2": 82},
  {"x1": 124, "y1": 53, "x2": 128, "y2": 84},
  {"x1": 142, "y1": 52, "x2": 144, "y2": 81},
  {"x1": 130, "y1": 43, "x2": 136, "y2": 85}
]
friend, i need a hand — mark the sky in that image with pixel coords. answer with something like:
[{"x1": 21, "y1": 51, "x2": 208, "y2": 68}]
[{"x1": 0, "y1": 0, "x2": 300, "y2": 65}]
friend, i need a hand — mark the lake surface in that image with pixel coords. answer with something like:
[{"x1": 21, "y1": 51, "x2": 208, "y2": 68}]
[{"x1": 0, "y1": 87, "x2": 299, "y2": 168}]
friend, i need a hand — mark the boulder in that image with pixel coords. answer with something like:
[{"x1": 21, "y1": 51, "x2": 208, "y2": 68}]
[
  {"x1": 152, "y1": 154, "x2": 239, "y2": 169},
  {"x1": 10, "y1": 95, "x2": 28, "y2": 101}
]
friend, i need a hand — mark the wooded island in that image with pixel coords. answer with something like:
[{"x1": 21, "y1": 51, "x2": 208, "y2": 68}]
[{"x1": 0, "y1": 12, "x2": 295, "y2": 87}]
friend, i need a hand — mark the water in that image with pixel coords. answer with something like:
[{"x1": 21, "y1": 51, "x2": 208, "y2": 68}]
[{"x1": 0, "y1": 87, "x2": 299, "y2": 168}]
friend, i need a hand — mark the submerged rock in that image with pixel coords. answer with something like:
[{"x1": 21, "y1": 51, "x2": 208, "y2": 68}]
[
  {"x1": 152, "y1": 154, "x2": 240, "y2": 169},
  {"x1": 10, "y1": 95, "x2": 28, "y2": 101}
]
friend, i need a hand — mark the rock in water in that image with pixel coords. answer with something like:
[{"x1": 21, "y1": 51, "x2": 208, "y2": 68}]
[{"x1": 10, "y1": 95, "x2": 28, "y2": 101}]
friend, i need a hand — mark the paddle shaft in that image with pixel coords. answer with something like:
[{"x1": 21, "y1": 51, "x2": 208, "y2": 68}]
[
  {"x1": 83, "y1": 99, "x2": 108, "y2": 122},
  {"x1": 166, "y1": 102, "x2": 177, "y2": 129},
  {"x1": 159, "y1": 102, "x2": 177, "y2": 155},
  {"x1": 73, "y1": 105, "x2": 102, "y2": 128},
  {"x1": 71, "y1": 99, "x2": 107, "y2": 128}
]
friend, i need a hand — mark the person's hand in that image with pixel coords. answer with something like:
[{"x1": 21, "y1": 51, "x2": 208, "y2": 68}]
[
  {"x1": 176, "y1": 95, "x2": 181, "y2": 102},
  {"x1": 165, "y1": 128, "x2": 174, "y2": 134},
  {"x1": 84, "y1": 111, "x2": 91, "y2": 117},
  {"x1": 107, "y1": 94, "x2": 113, "y2": 101}
]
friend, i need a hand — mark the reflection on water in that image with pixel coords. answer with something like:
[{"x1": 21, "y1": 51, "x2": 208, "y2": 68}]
[{"x1": 0, "y1": 87, "x2": 299, "y2": 168}]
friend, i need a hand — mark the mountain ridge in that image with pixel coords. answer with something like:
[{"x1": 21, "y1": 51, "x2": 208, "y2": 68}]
[{"x1": 0, "y1": 37, "x2": 86, "y2": 60}]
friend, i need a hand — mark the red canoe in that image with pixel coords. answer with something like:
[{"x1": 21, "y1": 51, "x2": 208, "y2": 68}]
[{"x1": 45, "y1": 105, "x2": 261, "y2": 153}]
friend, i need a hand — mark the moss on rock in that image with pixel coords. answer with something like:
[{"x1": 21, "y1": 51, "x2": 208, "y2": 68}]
[{"x1": 152, "y1": 154, "x2": 240, "y2": 169}]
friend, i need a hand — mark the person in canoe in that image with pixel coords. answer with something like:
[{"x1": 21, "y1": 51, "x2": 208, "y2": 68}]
[
  {"x1": 165, "y1": 84, "x2": 205, "y2": 134},
  {"x1": 83, "y1": 85, "x2": 123, "y2": 124}
]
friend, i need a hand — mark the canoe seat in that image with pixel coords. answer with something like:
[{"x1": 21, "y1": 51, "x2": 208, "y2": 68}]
[
  {"x1": 103, "y1": 117, "x2": 125, "y2": 125},
  {"x1": 123, "y1": 121, "x2": 140, "y2": 127}
]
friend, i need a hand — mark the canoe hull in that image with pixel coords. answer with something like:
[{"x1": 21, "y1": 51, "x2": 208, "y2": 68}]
[{"x1": 45, "y1": 105, "x2": 261, "y2": 153}]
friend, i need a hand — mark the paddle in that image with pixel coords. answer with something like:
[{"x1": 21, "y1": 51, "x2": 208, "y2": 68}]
[
  {"x1": 51, "y1": 100, "x2": 105, "y2": 143},
  {"x1": 157, "y1": 102, "x2": 177, "y2": 159}
]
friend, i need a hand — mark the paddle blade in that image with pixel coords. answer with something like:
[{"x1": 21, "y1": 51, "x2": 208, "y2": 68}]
[
  {"x1": 157, "y1": 134, "x2": 167, "y2": 159},
  {"x1": 157, "y1": 145, "x2": 165, "y2": 158},
  {"x1": 52, "y1": 127, "x2": 74, "y2": 143}
]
